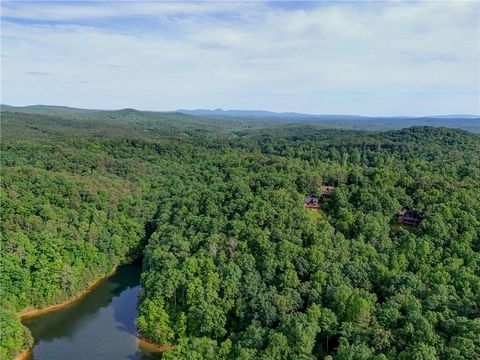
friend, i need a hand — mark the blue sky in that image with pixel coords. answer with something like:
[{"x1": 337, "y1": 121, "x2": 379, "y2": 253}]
[{"x1": 1, "y1": 1, "x2": 479, "y2": 116}]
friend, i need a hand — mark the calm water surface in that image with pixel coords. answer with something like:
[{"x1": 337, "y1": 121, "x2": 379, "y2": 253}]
[{"x1": 23, "y1": 262, "x2": 162, "y2": 360}]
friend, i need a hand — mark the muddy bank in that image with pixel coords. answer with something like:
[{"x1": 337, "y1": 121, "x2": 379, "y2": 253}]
[
  {"x1": 137, "y1": 335, "x2": 173, "y2": 353},
  {"x1": 13, "y1": 349, "x2": 32, "y2": 360}
]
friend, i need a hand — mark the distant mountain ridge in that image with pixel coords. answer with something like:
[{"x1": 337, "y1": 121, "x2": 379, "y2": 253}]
[
  {"x1": 177, "y1": 108, "x2": 480, "y2": 120},
  {"x1": 2, "y1": 104, "x2": 479, "y2": 132},
  {"x1": 3, "y1": 104, "x2": 478, "y2": 120}
]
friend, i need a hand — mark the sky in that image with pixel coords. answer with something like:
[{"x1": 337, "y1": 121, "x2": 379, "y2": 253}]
[{"x1": 1, "y1": 0, "x2": 479, "y2": 116}]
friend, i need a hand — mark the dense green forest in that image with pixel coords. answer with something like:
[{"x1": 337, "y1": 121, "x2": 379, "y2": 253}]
[{"x1": 1, "y1": 108, "x2": 479, "y2": 359}]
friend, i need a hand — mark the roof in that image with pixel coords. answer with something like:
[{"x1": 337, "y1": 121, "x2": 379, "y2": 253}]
[
  {"x1": 321, "y1": 185, "x2": 335, "y2": 195},
  {"x1": 399, "y1": 207, "x2": 422, "y2": 219}
]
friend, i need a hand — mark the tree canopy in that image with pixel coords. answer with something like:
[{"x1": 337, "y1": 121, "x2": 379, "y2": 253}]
[{"x1": 1, "y1": 109, "x2": 479, "y2": 359}]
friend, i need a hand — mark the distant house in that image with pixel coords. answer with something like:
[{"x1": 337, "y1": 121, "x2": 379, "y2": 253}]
[
  {"x1": 398, "y1": 207, "x2": 422, "y2": 226},
  {"x1": 321, "y1": 185, "x2": 335, "y2": 197},
  {"x1": 304, "y1": 196, "x2": 320, "y2": 209}
]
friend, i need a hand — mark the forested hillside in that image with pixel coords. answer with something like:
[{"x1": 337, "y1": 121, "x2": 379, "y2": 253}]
[
  {"x1": 0, "y1": 137, "x2": 164, "y2": 359},
  {"x1": 1, "y1": 108, "x2": 479, "y2": 359}
]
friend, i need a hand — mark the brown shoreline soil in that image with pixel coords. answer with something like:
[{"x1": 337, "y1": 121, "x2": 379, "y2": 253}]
[
  {"x1": 137, "y1": 335, "x2": 173, "y2": 353},
  {"x1": 19, "y1": 268, "x2": 117, "y2": 320},
  {"x1": 13, "y1": 349, "x2": 32, "y2": 360}
]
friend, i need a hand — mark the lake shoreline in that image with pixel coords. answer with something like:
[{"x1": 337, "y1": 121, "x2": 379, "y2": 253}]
[
  {"x1": 18, "y1": 260, "x2": 162, "y2": 359},
  {"x1": 137, "y1": 334, "x2": 173, "y2": 353},
  {"x1": 19, "y1": 267, "x2": 117, "y2": 320},
  {"x1": 15, "y1": 268, "x2": 118, "y2": 360},
  {"x1": 13, "y1": 349, "x2": 32, "y2": 360}
]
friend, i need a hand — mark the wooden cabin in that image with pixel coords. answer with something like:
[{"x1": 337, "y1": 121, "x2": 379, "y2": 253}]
[
  {"x1": 398, "y1": 207, "x2": 422, "y2": 226},
  {"x1": 304, "y1": 196, "x2": 320, "y2": 209},
  {"x1": 321, "y1": 185, "x2": 335, "y2": 197},
  {"x1": 304, "y1": 186, "x2": 335, "y2": 209}
]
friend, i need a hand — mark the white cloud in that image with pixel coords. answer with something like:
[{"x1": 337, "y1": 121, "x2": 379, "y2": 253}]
[{"x1": 1, "y1": 1, "x2": 479, "y2": 115}]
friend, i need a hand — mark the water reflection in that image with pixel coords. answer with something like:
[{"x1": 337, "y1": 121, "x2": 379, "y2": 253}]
[{"x1": 23, "y1": 262, "x2": 162, "y2": 360}]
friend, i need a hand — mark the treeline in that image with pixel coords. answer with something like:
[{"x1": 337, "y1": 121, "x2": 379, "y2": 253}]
[{"x1": 1, "y1": 118, "x2": 479, "y2": 360}]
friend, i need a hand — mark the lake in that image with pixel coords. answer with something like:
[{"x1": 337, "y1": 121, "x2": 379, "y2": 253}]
[{"x1": 22, "y1": 262, "x2": 162, "y2": 360}]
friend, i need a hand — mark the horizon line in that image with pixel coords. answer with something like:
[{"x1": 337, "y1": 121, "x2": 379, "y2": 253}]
[{"x1": 1, "y1": 103, "x2": 479, "y2": 119}]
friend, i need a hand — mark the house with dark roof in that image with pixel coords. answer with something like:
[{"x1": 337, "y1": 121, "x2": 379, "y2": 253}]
[
  {"x1": 304, "y1": 196, "x2": 320, "y2": 209},
  {"x1": 398, "y1": 207, "x2": 422, "y2": 226}
]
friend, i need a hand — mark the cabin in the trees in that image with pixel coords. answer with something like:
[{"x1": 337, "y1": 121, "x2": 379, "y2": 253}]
[
  {"x1": 398, "y1": 207, "x2": 422, "y2": 226},
  {"x1": 321, "y1": 185, "x2": 335, "y2": 197},
  {"x1": 304, "y1": 196, "x2": 320, "y2": 209},
  {"x1": 304, "y1": 186, "x2": 335, "y2": 209}
]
